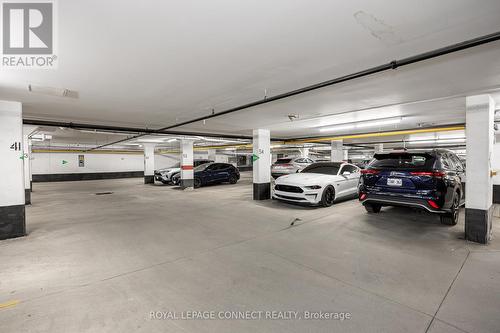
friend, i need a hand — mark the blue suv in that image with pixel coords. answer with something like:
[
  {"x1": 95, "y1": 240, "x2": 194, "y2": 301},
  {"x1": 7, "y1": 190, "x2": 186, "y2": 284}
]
[{"x1": 358, "y1": 149, "x2": 465, "y2": 225}]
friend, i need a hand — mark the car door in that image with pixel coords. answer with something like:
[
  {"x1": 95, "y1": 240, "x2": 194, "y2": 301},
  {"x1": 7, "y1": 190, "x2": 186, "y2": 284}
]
[
  {"x1": 214, "y1": 164, "x2": 232, "y2": 182},
  {"x1": 345, "y1": 165, "x2": 361, "y2": 195},
  {"x1": 449, "y1": 153, "x2": 466, "y2": 204},
  {"x1": 336, "y1": 165, "x2": 351, "y2": 197},
  {"x1": 440, "y1": 154, "x2": 458, "y2": 208},
  {"x1": 203, "y1": 163, "x2": 220, "y2": 183},
  {"x1": 340, "y1": 165, "x2": 359, "y2": 196}
]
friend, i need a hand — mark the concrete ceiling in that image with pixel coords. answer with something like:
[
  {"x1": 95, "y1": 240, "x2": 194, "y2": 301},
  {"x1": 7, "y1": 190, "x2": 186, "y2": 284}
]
[{"x1": 2, "y1": 0, "x2": 500, "y2": 139}]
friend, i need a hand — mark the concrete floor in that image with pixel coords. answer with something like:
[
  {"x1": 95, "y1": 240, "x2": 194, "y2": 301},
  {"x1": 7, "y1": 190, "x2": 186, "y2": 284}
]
[{"x1": 1, "y1": 172, "x2": 499, "y2": 332}]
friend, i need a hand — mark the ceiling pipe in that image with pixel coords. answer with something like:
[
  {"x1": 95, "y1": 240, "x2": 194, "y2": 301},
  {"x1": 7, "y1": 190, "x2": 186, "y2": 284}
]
[
  {"x1": 154, "y1": 31, "x2": 500, "y2": 132},
  {"x1": 84, "y1": 31, "x2": 500, "y2": 151},
  {"x1": 23, "y1": 119, "x2": 286, "y2": 145},
  {"x1": 21, "y1": 119, "x2": 257, "y2": 140}
]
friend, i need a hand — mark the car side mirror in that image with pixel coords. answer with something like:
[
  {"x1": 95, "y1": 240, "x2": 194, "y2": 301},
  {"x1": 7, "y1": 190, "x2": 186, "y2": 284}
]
[{"x1": 342, "y1": 171, "x2": 351, "y2": 176}]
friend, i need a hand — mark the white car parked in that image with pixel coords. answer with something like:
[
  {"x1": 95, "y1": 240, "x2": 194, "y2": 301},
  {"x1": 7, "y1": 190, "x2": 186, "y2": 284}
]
[
  {"x1": 154, "y1": 159, "x2": 213, "y2": 184},
  {"x1": 273, "y1": 162, "x2": 361, "y2": 207},
  {"x1": 154, "y1": 163, "x2": 181, "y2": 184}
]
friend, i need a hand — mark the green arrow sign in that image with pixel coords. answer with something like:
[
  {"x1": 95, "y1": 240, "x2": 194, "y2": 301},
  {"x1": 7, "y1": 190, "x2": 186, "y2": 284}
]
[
  {"x1": 251, "y1": 154, "x2": 259, "y2": 162},
  {"x1": 62, "y1": 160, "x2": 68, "y2": 165}
]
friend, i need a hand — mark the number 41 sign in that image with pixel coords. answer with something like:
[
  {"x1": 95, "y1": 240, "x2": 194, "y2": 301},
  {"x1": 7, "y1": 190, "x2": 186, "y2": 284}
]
[{"x1": 10, "y1": 142, "x2": 21, "y2": 151}]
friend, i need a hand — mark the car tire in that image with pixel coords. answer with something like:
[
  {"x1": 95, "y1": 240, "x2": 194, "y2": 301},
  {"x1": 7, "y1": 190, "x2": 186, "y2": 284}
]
[
  {"x1": 440, "y1": 192, "x2": 459, "y2": 226},
  {"x1": 194, "y1": 178, "x2": 202, "y2": 188},
  {"x1": 320, "y1": 186, "x2": 335, "y2": 207},
  {"x1": 172, "y1": 175, "x2": 179, "y2": 185},
  {"x1": 364, "y1": 203, "x2": 382, "y2": 213},
  {"x1": 229, "y1": 175, "x2": 238, "y2": 184}
]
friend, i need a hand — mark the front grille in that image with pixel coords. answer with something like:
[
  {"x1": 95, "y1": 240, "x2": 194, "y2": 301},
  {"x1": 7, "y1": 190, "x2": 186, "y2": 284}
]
[
  {"x1": 275, "y1": 184, "x2": 303, "y2": 193},
  {"x1": 275, "y1": 194, "x2": 306, "y2": 201}
]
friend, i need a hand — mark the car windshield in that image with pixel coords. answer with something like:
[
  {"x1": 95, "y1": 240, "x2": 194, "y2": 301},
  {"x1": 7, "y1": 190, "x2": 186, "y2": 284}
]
[
  {"x1": 369, "y1": 153, "x2": 435, "y2": 170},
  {"x1": 301, "y1": 164, "x2": 340, "y2": 175},
  {"x1": 194, "y1": 163, "x2": 211, "y2": 172},
  {"x1": 275, "y1": 158, "x2": 292, "y2": 164}
]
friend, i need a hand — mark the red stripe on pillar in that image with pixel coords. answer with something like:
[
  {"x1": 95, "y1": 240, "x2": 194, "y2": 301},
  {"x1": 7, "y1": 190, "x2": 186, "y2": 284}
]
[{"x1": 181, "y1": 165, "x2": 194, "y2": 170}]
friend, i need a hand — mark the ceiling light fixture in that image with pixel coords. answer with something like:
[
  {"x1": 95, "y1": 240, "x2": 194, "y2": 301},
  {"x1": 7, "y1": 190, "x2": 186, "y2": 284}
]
[
  {"x1": 28, "y1": 84, "x2": 78, "y2": 98},
  {"x1": 409, "y1": 138, "x2": 465, "y2": 145},
  {"x1": 319, "y1": 117, "x2": 402, "y2": 133}
]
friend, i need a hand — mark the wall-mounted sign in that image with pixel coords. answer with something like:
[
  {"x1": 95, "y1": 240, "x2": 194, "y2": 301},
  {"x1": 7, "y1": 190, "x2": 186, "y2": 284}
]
[
  {"x1": 78, "y1": 155, "x2": 85, "y2": 167},
  {"x1": 10, "y1": 142, "x2": 21, "y2": 151}
]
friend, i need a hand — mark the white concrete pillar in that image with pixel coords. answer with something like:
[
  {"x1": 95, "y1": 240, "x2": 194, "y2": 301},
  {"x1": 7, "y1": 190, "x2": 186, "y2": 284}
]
[
  {"x1": 374, "y1": 143, "x2": 384, "y2": 153},
  {"x1": 299, "y1": 147, "x2": 310, "y2": 158},
  {"x1": 331, "y1": 140, "x2": 344, "y2": 162},
  {"x1": 0, "y1": 101, "x2": 25, "y2": 240},
  {"x1": 22, "y1": 125, "x2": 38, "y2": 204},
  {"x1": 143, "y1": 143, "x2": 156, "y2": 184},
  {"x1": 343, "y1": 149, "x2": 349, "y2": 161},
  {"x1": 207, "y1": 149, "x2": 216, "y2": 162},
  {"x1": 465, "y1": 94, "x2": 495, "y2": 244},
  {"x1": 180, "y1": 139, "x2": 194, "y2": 189},
  {"x1": 253, "y1": 129, "x2": 271, "y2": 200}
]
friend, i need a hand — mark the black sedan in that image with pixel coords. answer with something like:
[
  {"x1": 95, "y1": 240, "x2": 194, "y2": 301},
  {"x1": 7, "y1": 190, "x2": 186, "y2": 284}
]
[{"x1": 171, "y1": 162, "x2": 240, "y2": 188}]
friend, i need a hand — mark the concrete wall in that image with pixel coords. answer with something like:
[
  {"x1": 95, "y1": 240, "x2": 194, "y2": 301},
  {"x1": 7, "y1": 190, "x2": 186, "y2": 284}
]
[{"x1": 32, "y1": 151, "x2": 210, "y2": 175}]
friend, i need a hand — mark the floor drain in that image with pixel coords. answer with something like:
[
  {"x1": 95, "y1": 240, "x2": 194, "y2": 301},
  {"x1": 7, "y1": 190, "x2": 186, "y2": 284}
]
[{"x1": 95, "y1": 192, "x2": 113, "y2": 195}]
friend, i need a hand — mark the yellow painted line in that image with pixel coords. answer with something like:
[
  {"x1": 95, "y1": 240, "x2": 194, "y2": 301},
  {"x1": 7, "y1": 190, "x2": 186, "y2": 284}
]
[
  {"x1": 285, "y1": 126, "x2": 465, "y2": 144},
  {"x1": 32, "y1": 126, "x2": 465, "y2": 152},
  {"x1": 32, "y1": 149, "x2": 142, "y2": 155},
  {"x1": 0, "y1": 300, "x2": 20, "y2": 309}
]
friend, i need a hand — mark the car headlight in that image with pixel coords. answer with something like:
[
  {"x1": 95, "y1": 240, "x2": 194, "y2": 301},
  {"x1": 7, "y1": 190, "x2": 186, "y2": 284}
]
[{"x1": 305, "y1": 185, "x2": 321, "y2": 189}]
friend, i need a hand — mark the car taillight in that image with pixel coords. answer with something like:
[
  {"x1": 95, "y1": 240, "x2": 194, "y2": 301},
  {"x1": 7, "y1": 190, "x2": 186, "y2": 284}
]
[
  {"x1": 427, "y1": 200, "x2": 440, "y2": 209},
  {"x1": 410, "y1": 171, "x2": 445, "y2": 178},
  {"x1": 360, "y1": 169, "x2": 380, "y2": 175},
  {"x1": 359, "y1": 193, "x2": 367, "y2": 200}
]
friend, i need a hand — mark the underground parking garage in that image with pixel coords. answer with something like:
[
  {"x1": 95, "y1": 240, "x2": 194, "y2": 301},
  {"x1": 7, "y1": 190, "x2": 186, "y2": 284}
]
[{"x1": 2, "y1": 2, "x2": 500, "y2": 332}]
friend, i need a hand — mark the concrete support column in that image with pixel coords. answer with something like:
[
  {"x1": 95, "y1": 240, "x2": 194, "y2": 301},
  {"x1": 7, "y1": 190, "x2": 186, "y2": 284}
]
[
  {"x1": 0, "y1": 101, "x2": 25, "y2": 240},
  {"x1": 143, "y1": 143, "x2": 156, "y2": 184},
  {"x1": 465, "y1": 94, "x2": 495, "y2": 244},
  {"x1": 299, "y1": 147, "x2": 310, "y2": 158},
  {"x1": 207, "y1": 149, "x2": 216, "y2": 162},
  {"x1": 253, "y1": 129, "x2": 271, "y2": 200},
  {"x1": 23, "y1": 125, "x2": 37, "y2": 204},
  {"x1": 180, "y1": 139, "x2": 194, "y2": 189},
  {"x1": 331, "y1": 140, "x2": 344, "y2": 162},
  {"x1": 374, "y1": 143, "x2": 384, "y2": 153}
]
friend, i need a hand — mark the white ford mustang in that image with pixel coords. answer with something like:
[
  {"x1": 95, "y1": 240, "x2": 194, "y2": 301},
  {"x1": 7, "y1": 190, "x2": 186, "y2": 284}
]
[{"x1": 273, "y1": 162, "x2": 361, "y2": 207}]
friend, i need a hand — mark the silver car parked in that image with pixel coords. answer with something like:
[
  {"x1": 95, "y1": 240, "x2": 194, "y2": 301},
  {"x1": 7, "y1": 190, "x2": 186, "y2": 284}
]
[{"x1": 271, "y1": 157, "x2": 314, "y2": 179}]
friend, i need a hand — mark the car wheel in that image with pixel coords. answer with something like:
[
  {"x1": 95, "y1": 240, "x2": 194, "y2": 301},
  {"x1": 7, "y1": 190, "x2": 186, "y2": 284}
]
[
  {"x1": 320, "y1": 186, "x2": 335, "y2": 207},
  {"x1": 229, "y1": 175, "x2": 238, "y2": 184},
  {"x1": 194, "y1": 178, "x2": 202, "y2": 188},
  {"x1": 364, "y1": 203, "x2": 382, "y2": 213},
  {"x1": 440, "y1": 192, "x2": 459, "y2": 226},
  {"x1": 172, "y1": 176, "x2": 179, "y2": 185}
]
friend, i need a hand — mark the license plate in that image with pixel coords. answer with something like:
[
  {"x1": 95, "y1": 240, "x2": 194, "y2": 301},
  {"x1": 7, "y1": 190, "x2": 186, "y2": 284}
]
[{"x1": 387, "y1": 178, "x2": 402, "y2": 186}]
